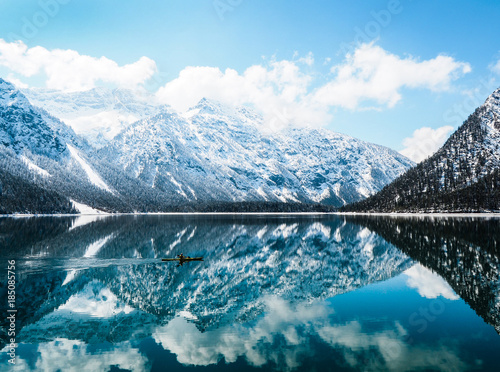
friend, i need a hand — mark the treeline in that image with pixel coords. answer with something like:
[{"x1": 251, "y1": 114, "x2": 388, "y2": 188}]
[
  {"x1": 0, "y1": 165, "x2": 75, "y2": 215},
  {"x1": 0, "y1": 147, "x2": 339, "y2": 214},
  {"x1": 343, "y1": 106, "x2": 500, "y2": 213},
  {"x1": 0, "y1": 149, "x2": 339, "y2": 214},
  {"x1": 173, "y1": 201, "x2": 338, "y2": 213},
  {"x1": 0, "y1": 146, "x2": 186, "y2": 214},
  {"x1": 344, "y1": 168, "x2": 500, "y2": 213}
]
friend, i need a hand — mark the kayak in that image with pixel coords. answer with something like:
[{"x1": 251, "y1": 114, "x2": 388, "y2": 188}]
[{"x1": 161, "y1": 257, "x2": 203, "y2": 262}]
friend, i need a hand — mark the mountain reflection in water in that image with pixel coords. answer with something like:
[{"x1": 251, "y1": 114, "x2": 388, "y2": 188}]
[{"x1": 0, "y1": 214, "x2": 499, "y2": 371}]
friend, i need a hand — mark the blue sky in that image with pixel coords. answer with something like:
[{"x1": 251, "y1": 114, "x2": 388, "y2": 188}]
[{"x1": 1, "y1": 0, "x2": 500, "y2": 160}]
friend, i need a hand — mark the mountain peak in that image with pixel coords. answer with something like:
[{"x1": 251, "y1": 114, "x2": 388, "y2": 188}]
[
  {"x1": 345, "y1": 86, "x2": 500, "y2": 212},
  {"x1": 480, "y1": 87, "x2": 500, "y2": 132},
  {"x1": 191, "y1": 97, "x2": 225, "y2": 115},
  {"x1": 0, "y1": 78, "x2": 32, "y2": 109},
  {"x1": 187, "y1": 98, "x2": 264, "y2": 128},
  {"x1": 484, "y1": 87, "x2": 500, "y2": 108},
  {"x1": 0, "y1": 78, "x2": 18, "y2": 94}
]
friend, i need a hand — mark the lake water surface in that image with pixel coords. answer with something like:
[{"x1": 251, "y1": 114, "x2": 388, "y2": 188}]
[{"x1": 0, "y1": 214, "x2": 499, "y2": 371}]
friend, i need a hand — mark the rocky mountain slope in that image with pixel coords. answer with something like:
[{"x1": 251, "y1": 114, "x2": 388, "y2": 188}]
[
  {"x1": 344, "y1": 88, "x2": 500, "y2": 212},
  {"x1": 22, "y1": 87, "x2": 168, "y2": 148},
  {"x1": 1, "y1": 79, "x2": 414, "y2": 212},
  {"x1": 0, "y1": 79, "x2": 180, "y2": 213},
  {"x1": 99, "y1": 98, "x2": 414, "y2": 207}
]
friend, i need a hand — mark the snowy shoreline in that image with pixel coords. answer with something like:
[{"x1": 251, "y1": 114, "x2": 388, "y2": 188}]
[
  {"x1": 338, "y1": 211, "x2": 500, "y2": 218},
  {"x1": 1, "y1": 211, "x2": 499, "y2": 218}
]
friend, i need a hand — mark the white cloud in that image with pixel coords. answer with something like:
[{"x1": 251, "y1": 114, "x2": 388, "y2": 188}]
[
  {"x1": 399, "y1": 125, "x2": 454, "y2": 162},
  {"x1": 0, "y1": 39, "x2": 471, "y2": 130},
  {"x1": 0, "y1": 39, "x2": 157, "y2": 91},
  {"x1": 155, "y1": 59, "x2": 328, "y2": 129},
  {"x1": 156, "y1": 43, "x2": 470, "y2": 128},
  {"x1": 296, "y1": 51, "x2": 314, "y2": 66},
  {"x1": 313, "y1": 43, "x2": 471, "y2": 110},
  {"x1": 490, "y1": 59, "x2": 500, "y2": 75},
  {"x1": 404, "y1": 264, "x2": 459, "y2": 300},
  {"x1": 6, "y1": 73, "x2": 28, "y2": 89}
]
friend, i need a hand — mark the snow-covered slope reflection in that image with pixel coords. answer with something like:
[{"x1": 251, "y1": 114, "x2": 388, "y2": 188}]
[
  {"x1": 2, "y1": 216, "x2": 411, "y2": 344},
  {"x1": 1, "y1": 215, "x2": 498, "y2": 371}
]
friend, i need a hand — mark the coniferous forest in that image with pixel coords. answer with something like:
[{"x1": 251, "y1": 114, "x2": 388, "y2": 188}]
[{"x1": 343, "y1": 101, "x2": 500, "y2": 213}]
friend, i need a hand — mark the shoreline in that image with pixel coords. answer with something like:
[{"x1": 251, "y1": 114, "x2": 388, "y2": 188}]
[
  {"x1": 338, "y1": 211, "x2": 500, "y2": 218},
  {"x1": 1, "y1": 211, "x2": 499, "y2": 218}
]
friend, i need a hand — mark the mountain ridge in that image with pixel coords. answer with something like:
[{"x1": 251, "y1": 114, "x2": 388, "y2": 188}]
[
  {"x1": 344, "y1": 87, "x2": 500, "y2": 212},
  {"x1": 22, "y1": 86, "x2": 170, "y2": 148},
  {"x1": 1, "y1": 78, "x2": 414, "y2": 213},
  {"x1": 99, "y1": 98, "x2": 414, "y2": 207}
]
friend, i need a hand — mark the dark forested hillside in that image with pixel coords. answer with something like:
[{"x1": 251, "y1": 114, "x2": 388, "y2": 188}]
[
  {"x1": 0, "y1": 157, "x2": 76, "y2": 214},
  {"x1": 344, "y1": 88, "x2": 500, "y2": 213}
]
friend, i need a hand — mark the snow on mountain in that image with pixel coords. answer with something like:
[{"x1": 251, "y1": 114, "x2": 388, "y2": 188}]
[
  {"x1": 345, "y1": 86, "x2": 500, "y2": 212},
  {"x1": 100, "y1": 98, "x2": 414, "y2": 206},
  {"x1": 2, "y1": 78, "x2": 413, "y2": 210},
  {"x1": 0, "y1": 79, "x2": 189, "y2": 213},
  {"x1": 66, "y1": 144, "x2": 114, "y2": 193},
  {"x1": 22, "y1": 87, "x2": 169, "y2": 147},
  {"x1": 481, "y1": 88, "x2": 500, "y2": 160},
  {"x1": 70, "y1": 200, "x2": 108, "y2": 216},
  {"x1": 21, "y1": 155, "x2": 51, "y2": 178},
  {"x1": 1, "y1": 79, "x2": 70, "y2": 159}
]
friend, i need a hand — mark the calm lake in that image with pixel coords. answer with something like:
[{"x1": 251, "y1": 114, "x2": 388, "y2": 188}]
[{"x1": 0, "y1": 214, "x2": 499, "y2": 371}]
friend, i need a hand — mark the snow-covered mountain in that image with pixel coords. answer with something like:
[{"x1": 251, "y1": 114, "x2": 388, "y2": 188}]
[
  {"x1": 22, "y1": 87, "x2": 169, "y2": 148},
  {"x1": 1, "y1": 78, "x2": 414, "y2": 212},
  {"x1": 99, "y1": 98, "x2": 414, "y2": 206},
  {"x1": 0, "y1": 79, "x2": 89, "y2": 159},
  {"x1": 0, "y1": 78, "x2": 181, "y2": 213},
  {"x1": 346, "y1": 87, "x2": 500, "y2": 212},
  {"x1": 0, "y1": 79, "x2": 83, "y2": 213}
]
